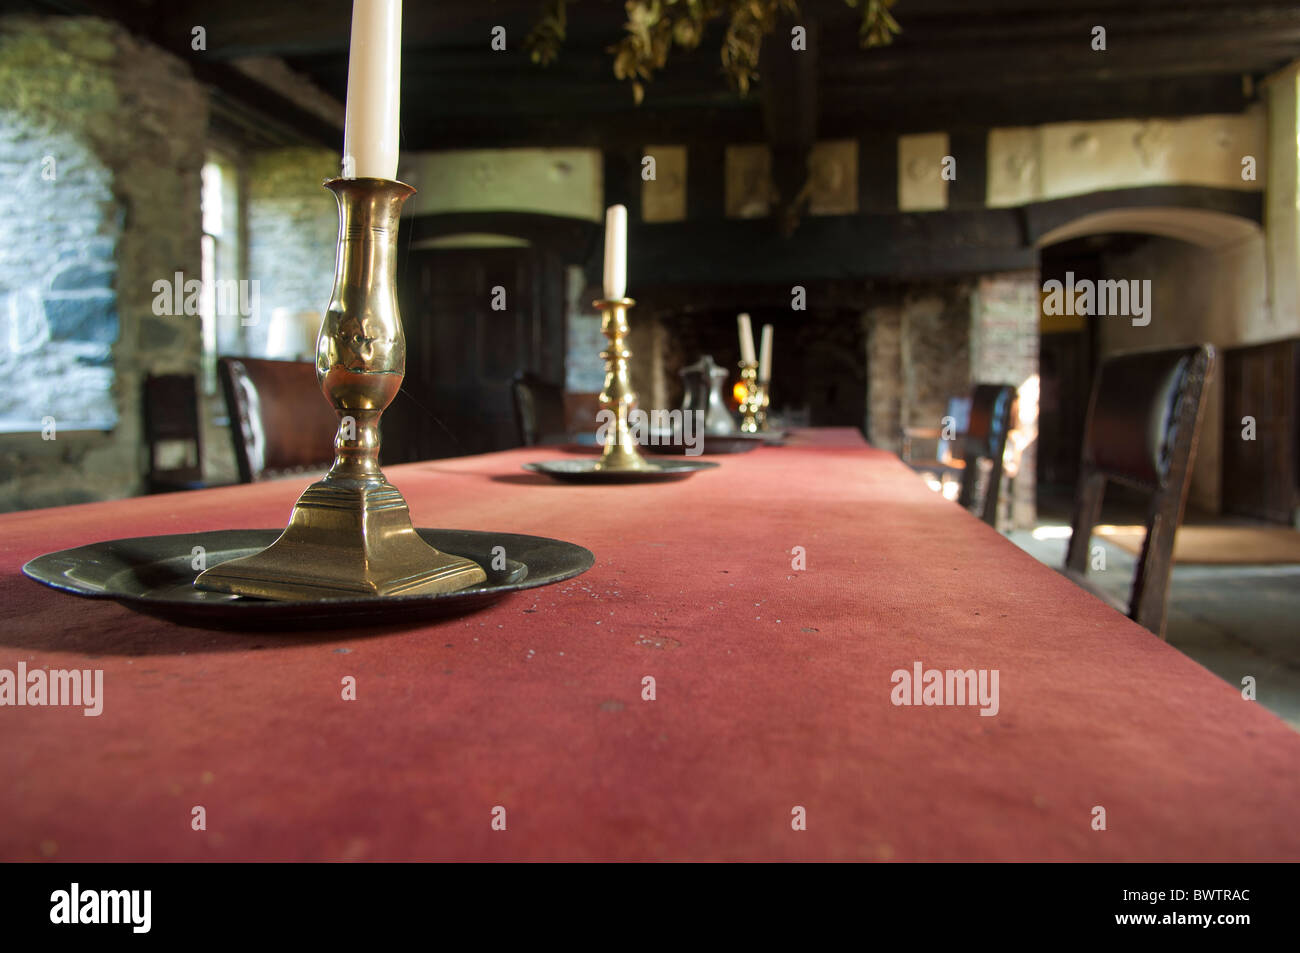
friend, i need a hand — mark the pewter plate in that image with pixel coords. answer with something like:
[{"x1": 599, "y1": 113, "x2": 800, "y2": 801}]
[
  {"x1": 643, "y1": 434, "x2": 763, "y2": 456},
  {"x1": 22, "y1": 529, "x2": 594, "y2": 630},
  {"x1": 522, "y1": 459, "x2": 719, "y2": 483}
]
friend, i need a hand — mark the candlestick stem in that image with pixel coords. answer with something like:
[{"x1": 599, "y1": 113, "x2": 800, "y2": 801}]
[{"x1": 594, "y1": 297, "x2": 651, "y2": 471}]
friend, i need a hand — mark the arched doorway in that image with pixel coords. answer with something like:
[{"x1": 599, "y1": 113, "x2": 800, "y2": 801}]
[
  {"x1": 386, "y1": 211, "x2": 598, "y2": 461},
  {"x1": 1035, "y1": 205, "x2": 1268, "y2": 515}
]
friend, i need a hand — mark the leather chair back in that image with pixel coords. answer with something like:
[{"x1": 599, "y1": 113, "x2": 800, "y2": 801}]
[
  {"x1": 1084, "y1": 348, "x2": 1203, "y2": 490},
  {"x1": 957, "y1": 383, "x2": 1017, "y2": 525},
  {"x1": 143, "y1": 373, "x2": 203, "y2": 492},
  {"x1": 218, "y1": 357, "x2": 337, "y2": 483}
]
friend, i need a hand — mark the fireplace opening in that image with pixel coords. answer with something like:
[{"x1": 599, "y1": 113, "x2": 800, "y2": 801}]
[{"x1": 655, "y1": 306, "x2": 867, "y2": 433}]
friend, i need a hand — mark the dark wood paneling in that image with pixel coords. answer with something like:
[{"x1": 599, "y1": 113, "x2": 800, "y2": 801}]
[
  {"x1": 622, "y1": 210, "x2": 1032, "y2": 287},
  {"x1": 594, "y1": 181, "x2": 1257, "y2": 288},
  {"x1": 858, "y1": 133, "x2": 898, "y2": 215},
  {"x1": 948, "y1": 129, "x2": 987, "y2": 211},
  {"x1": 1222, "y1": 339, "x2": 1300, "y2": 523},
  {"x1": 603, "y1": 148, "x2": 641, "y2": 221},
  {"x1": 686, "y1": 142, "x2": 725, "y2": 221},
  {"x1": 1037, "y1": 331, "x2": 1092, "y2": 489}
]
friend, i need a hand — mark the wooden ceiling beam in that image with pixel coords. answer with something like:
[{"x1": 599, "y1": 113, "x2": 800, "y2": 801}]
[{"x1": 393, "y1": 73, "x2": 1248, "y2": 150}]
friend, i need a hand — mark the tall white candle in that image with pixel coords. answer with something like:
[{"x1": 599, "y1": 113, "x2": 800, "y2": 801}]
[
  {"x1": 737, "y1": 313, "x2": 756, "y2": 366},
  {"x1": 342, "y1": 0, "x2": 402, "y2": 180},
  {"x1": 603, "y1": 205, "x2": 627, "y2": 299},
  {"x1": 759, "y1": 324, "x2": 773, "y2": 382}
]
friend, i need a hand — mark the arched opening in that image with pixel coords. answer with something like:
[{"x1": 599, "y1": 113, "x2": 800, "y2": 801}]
[{"x1": 1035, "y1": 205, "x2": 1268, "y2": 518}]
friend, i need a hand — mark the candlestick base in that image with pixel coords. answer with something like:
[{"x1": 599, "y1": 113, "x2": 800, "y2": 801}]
[
  {"x1": 194, "y1": 478, "x2": 487, "y2": 600},
  {"x1": 595, "y1": 433, "x2": 653, "y2": 471}
]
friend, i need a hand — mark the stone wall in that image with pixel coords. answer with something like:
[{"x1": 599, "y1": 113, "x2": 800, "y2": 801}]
[
  {"x1": 0, "y1": 15, "x2": 205, "y2": 511},
  {"x1": 865, "y1": 302, "x2": 902, "y2": 449},
  {"x1": 970, "y1": 271, "x2": 1040, "y2": 527},
  {"x1": 903, "y1": 288, "x2": 975, "y2": 433},
  {"x1": 866, "y1": 282, "x2": 974, "y2": 452},
  {"x1": 864, "y1": 274, "x2": 1037, "y2": 528},
  {"x1": 970, "y1": 273, "x2": 1040, "y2": 388}
]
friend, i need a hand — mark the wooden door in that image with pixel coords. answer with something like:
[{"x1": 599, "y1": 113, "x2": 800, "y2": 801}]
[{"x1": 386, "y1": 245, "x2": 566, "y2": 463}]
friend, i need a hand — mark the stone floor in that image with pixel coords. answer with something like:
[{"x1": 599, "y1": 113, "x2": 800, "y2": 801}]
[{"x1": 1006, "y1": 493, "x2": 1300, "y2": 732}]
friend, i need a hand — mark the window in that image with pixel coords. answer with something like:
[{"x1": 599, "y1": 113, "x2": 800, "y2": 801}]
[{"x1": 200, "y1": 152, "x2": 242, "y2": 392}]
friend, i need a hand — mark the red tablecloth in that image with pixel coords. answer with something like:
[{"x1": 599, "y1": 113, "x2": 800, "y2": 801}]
[{"x1": 2, "y1": 428, "x2": 1297, "y2": 861}]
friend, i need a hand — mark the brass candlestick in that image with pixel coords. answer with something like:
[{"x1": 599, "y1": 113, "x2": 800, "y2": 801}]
[
  {"x1": 195, "y1": 177, "x2": 486, "y2": 600},
  {"x1": 594, "y1": 297, "x2": 652, "y2": 471},
  {"x1": 756, "y1": 377, "x2": 771, "y2": 432},
  {"x1": 739, "y1": 362, "x2": 763, "y2": 433}
]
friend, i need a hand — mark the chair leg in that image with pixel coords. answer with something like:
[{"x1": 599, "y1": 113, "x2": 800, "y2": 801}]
[
  {"x1": 1130, "y1": 499, "x2": 1178, "y2": 638},
  {"x1": 1131, "y1": 348, "x2": 1215, "y2": 639},
  {"x1": 1065, "y1": 471, "x2": 1105, "y2": 577},
  {"x1": 981, "y1": 455, "x2": 1005, "y2": 527}
]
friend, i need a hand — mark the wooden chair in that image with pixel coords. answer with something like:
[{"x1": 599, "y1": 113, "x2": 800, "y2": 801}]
[
  {"x1": 143, "y1": 373, "x2": 205, "y2": 494},
  {"x1": 511, "y1": 372, "x2": 568, "y2": 447},
  {"x1": 956, "y1": 384, "x2": 1018, "y2": 526},
  {"x1": 904, "y1": 385, "x2": 1016, "y2": 526},
  {"x1": 1063, "y1": 345, "x2": 1216, "y2": 639},
  {"x1": 217, "y1": 357, "x2": 338, "y2": 483}
]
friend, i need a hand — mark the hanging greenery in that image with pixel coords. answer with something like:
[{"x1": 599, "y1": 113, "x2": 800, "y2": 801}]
[{"x1": 526, "y1": 0, "x2": 901, "y2": 104}]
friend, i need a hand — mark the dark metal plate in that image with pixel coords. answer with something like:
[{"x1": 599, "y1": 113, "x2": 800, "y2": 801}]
[
  {"x1": 22, "y1": 529, "x2": 594, "y2": 631},
  {"x1": 643, "y1": 434, "x2": 763, "y2": 455},
  {"x1": 522, "y1": 459, "x2": 719, "y2": 483}
]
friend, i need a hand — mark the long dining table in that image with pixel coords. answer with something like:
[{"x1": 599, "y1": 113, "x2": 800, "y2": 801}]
[{"x1": 2, "y1": 427, "x2": 1298, "y2": 862}]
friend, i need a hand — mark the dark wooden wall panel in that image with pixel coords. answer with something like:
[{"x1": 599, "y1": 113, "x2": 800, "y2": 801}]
[{"x1": 1222, "y1": 338, "x2": 1299, "y2": 523}]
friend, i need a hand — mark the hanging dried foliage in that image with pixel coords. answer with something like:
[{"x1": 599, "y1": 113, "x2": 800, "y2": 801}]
[{"x1": 526, "y1": 0, "x2": 902, "y2": 104}]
